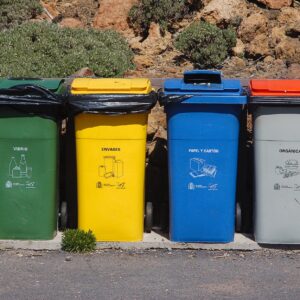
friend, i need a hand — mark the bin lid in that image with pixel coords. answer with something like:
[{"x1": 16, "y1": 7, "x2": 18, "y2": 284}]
[
  {"x1": 70, "y1": 78, "x2": 152, "y2": 95},
  {"x1": 0, "y1": 79, "x2": 65, "y2": 120},
  {"x1": 250, "y1": 80, "x2": 300, "y2": 96},
  {"x1": 160, "y1": 70, "x2": 246, "y2": 105},
  {"x1": 250, "y1": 80, "x2": 300, "y2": 105},
  {"x1": 0, "y1": 78, "x2": 64, "y2": 93},
  {"x1": 68, "y1": 78, "x2": 157, "y2": 115}
]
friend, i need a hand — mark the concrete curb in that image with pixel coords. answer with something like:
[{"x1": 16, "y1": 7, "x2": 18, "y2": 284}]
[{"x1": 0, "y1": 232, "x2": 261, "y2": 251}]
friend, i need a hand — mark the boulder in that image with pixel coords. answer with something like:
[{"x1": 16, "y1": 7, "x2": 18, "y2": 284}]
[
  {"x1": 201, "y1": 0, "x2": 248, "y2": 26},
  {"x1": 270, "y1": 27, "x2": 286, "y2": 45},
  {"x1": 275, "y1": 38, "x2": 300, "y2": 63},
  {"x1": 255, "y1": 0, "x2": 292, "y2": 9},
  {"x1": 70, "y1": 68, "x2": 95, "y2": 78},
  {"x1": 140, "y1": 23, "x2": 172, "y2": 55},
  {"x1": 232, "y1": 39, "x2": 245, "y2": 57},
  {"x1": 277, "y1": 7, "x2": 300, "y2": 27},
  {"x1": 286, "y1": 64, "x2": 300, "y2": 79},
  {"x1": 245, "y1": 34, "x2": 271, "y2": 58},
  {"x1": 238, "y1": 13, "x2": 269, "y2": 43},
  {"x1": 93, "y1": 0, "x2": 138, "y2": 32}
]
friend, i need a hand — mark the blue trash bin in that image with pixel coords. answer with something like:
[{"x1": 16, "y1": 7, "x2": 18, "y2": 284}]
[{"x1": 160, "y1": 70, "x2": 247, "y2": 242}]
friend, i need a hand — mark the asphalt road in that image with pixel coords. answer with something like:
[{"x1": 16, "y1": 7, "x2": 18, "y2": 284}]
[{"x1": 0, "y1": 249, "x2": 300, "y2": 299}]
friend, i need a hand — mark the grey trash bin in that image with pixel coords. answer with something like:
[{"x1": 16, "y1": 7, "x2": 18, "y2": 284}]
[{"x1": 250, "y1": 79, "x2": 300, "y2": 244}]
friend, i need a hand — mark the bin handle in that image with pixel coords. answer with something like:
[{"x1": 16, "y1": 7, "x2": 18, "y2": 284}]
[{"x1": 183, "y1": 72, "x2": 222, "y2": 84}]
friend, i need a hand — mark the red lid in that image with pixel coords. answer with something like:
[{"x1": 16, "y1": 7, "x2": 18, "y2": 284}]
[{"x1": 250, "y1": 80, "x2": 300, "y2": 96}]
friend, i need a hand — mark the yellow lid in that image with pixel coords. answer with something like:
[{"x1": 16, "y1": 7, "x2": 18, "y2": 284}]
[{"x1": 71, "y1": 78, "x2": 152, "y2": 95}]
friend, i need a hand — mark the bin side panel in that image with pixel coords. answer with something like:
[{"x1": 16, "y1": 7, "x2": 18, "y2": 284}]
[
  {"x1": 75, "y1": 113, "x2": 147, "y2": 242},
  {"x1": 167, "y1": 104, "x2": 241, "y2": 140},
  {"x1": 0, "y1": 135, "x2": 58, "y2": 240},
  {"x1": 254, "y1": 140, "x2": 300, "y2": 244}
]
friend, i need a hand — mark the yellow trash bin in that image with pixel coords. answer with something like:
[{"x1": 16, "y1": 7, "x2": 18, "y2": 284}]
[{"x1": 69, "y1": 78, "x2": 157, "y2": 242}]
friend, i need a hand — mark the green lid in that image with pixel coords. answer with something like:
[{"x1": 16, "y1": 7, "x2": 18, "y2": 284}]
[{"x1": 0, "y1": 78, "x2": 64, "y2": 94}]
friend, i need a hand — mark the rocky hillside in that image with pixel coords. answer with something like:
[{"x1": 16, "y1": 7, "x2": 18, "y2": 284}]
[{"x1": 40, "y1": 0, "x2": 300, "y2": 79}]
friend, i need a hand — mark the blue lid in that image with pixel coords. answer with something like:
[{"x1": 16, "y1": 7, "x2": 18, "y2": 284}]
[{"x1": 163, "y1": 70, "x2": 246, "y2": 105}]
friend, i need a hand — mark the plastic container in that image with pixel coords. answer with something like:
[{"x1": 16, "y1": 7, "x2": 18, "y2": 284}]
[
  {"x1": 68, "y1": 78, "x2": 157, "y2": 242},
  {"x1": 250, "y1": 79, "x2": 300, "y2": 244},
  {"x1": 0, "y1": 78, "x2": 65, "y2": 240},
  {"x1": 160, "y1": 70, "x2": 246, "y2": 242}
]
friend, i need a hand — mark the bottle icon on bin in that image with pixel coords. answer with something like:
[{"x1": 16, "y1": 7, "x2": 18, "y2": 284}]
[
  {"x1": 8, "y1": 154, "x2": 32, "y2": 179},
  {"x1": 99, "y1": 156, "x2": 124, "y2": 179}
]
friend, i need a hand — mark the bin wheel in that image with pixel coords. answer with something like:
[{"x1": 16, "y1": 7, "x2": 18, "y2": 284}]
[
  {"x1": 60, "y1": 201, "x2": 68, "y2": 230},
  {"x1": 144, "y1": 202, "x2": 153, "y2": 233},
  {"x1": 235, "y1": 202, "x2": 242, "y2": 233}
]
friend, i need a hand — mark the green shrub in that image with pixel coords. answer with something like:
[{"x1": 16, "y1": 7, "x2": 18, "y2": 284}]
[
  {"x1": 0, "y1": 22, "x2": 134, "y2": 78},
  {"x1": 175, "y1": 21, "x2": 237, "y2": 68},
  {"x1": 62, "y1": 229, "x2": 96, "y2": 253},
  {"x1": 128, "y1": 0, "x2": 201, "y2": 35},
  {"x1": 0, "y1": 0, "x2": 43, "y2": 30}
]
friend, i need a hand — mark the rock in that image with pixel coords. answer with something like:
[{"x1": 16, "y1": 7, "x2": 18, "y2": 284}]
[
  {"x1": 286, "y1": 22, "x2": 300, "y2": 38},
  {"x1": 256, "y1": 0, "x2": 292, "y2": 9},
  {"x1": 138, "y1": 23, "x2": 172, "y2": 56},
  {"x1": 270, "y1": 27, "x2": 286, "y2": 46},
  {"x1": 147, "y1": 104, "x2": 167, "y2": 136},
  {"x1": 246, "y1": 34, "x2": 271, "y2": 58},
  {"x1": 277, "y1": 7, "x2": 300, "y2": 27},
  {"x1": 275, "y1": 37, "x2": 300, "y2": 63},
  {"x1": 59, "y1": 18, "x2": 84, "y2": 28},
  {"x1": 70, "y1": 68, "x2": 95, "y2": 78},
  {"x1": 277, "y1": 7, "x2": 300, "y2": 38},
  {"x1": 41, "y1": 2, "x2": 59, "y2": 19},
  {"x1": 201, "y1": 0, "x2": 248, "y2": 26},
  {"x1": 286, "y1": 64, "x2": 300, "y2": 79},
  {"x1": 238, "y1": 13, "x2": 269, "y2": 43},
  {"x1": 232, "y1": 39, "x2": 245, "y2": 57},
  {"x1": 231, "y1": 56, "x2": 247, "y2": 68},
  {"x1": 134, "y1": 55, "x2": 154, "y2": 69},
  {"x1": 93, "y1": 0, "x2": 138, "y2": 32},
  {"x1": 264, "y1": 55, "x2": 275, "y2": 63}
]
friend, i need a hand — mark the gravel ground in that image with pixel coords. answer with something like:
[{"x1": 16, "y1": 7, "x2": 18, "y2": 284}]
[{"x1": 0, "y1": 249, "x2": 300, "y2": 299}]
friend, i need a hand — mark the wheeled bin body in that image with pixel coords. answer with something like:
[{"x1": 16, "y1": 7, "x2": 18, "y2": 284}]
[
  {"x1": 68, "y1": 78, "x2": 156, "y2": 242},
  {"x1": 250, "y1": 79, "x2": 300, "y2": 244},
  {"x1": 160, "y1": 71, "x2": 246, "y2": 242},
  {"x1": 0, "y1": 79, "x2": 65, "y2": 240}
]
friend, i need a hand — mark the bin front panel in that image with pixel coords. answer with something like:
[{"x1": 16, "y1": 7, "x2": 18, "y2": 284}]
[
  {"x1": 75, "y1": 113, "x2": 147, "y2": 242},
  {"x1": 254, "y1": 140, "x2": 300, "y2": 244},
  {"x1": 0, "y1": 116, "x2": 58, "y2": 240},
  {"x1": 167, "y1": 104, "x2": 241, "y2": 140},
  {"x1": 167, "y1": 105, "x2": 241, "y2": 242},
  {"x1": 253, "y1": 108, "x2": 300, "y2": 244},
  {"x1": 254, "y1": 107, "x2": 300, "y2": 141},
  {"x1": 75, "y1": 113, "x2": 147, "y2": 140}
]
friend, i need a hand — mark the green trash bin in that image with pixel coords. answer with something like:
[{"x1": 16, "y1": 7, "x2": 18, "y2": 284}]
[{"x1": 0, "y1": 78, "x2": 65, "y2": 240}]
